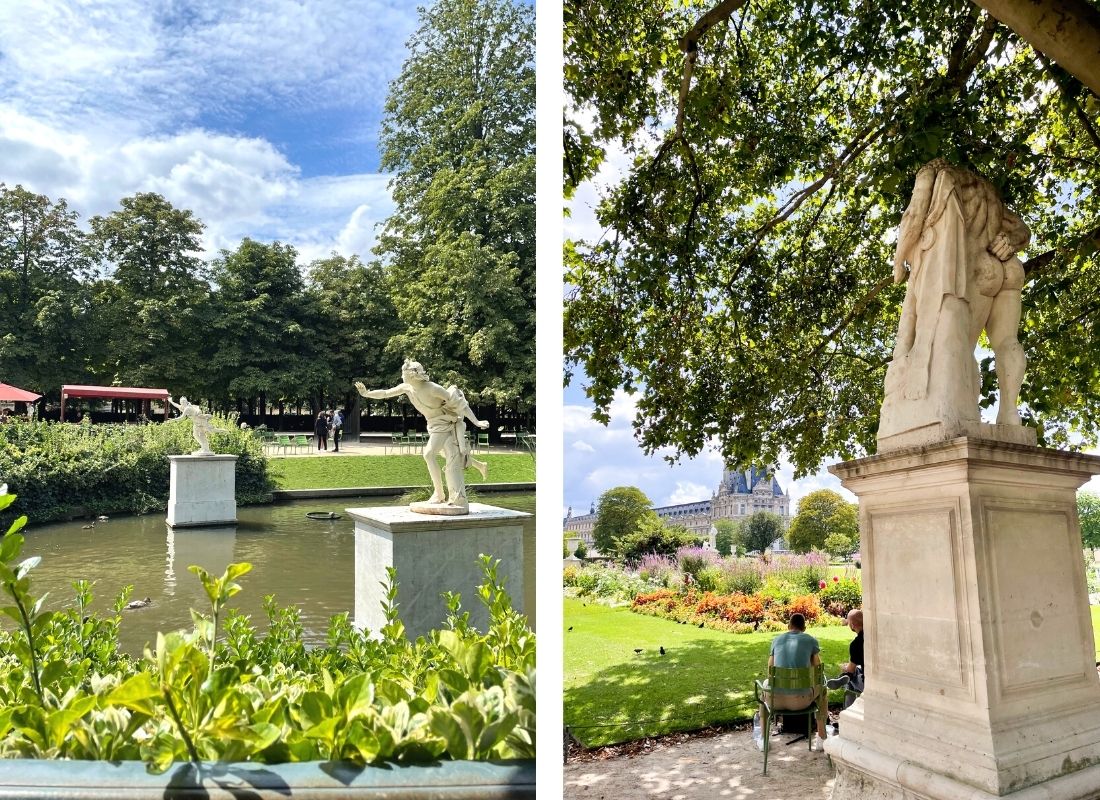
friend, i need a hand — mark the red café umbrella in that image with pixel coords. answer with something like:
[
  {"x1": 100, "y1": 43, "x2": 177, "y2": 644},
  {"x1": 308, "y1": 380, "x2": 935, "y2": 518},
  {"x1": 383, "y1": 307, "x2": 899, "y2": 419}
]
[{"x1": 0, "y1": 383, "x2": 41, "y2": 403}]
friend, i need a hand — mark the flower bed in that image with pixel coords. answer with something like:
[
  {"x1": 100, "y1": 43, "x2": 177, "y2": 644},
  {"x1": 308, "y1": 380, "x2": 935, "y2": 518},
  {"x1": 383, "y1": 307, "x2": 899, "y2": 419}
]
[{"x1": 565, "y1": 547, "x2": 860, "y2": 634}]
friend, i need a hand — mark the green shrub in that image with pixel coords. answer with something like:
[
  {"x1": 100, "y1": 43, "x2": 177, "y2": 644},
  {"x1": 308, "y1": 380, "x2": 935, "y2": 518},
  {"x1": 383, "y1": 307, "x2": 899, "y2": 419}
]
[
  {"x1": 0, "y1": 489, "x2": 535, "y2": 767},
  {"x1": 0, "y1": 417, "x2": 274, "y2": 525},
  {"x1": 819, "y1": 577, "x2": 862, "y2": 616},
  {"x1": 695, "y1": 565, "x2": 723, "y2": 592}
]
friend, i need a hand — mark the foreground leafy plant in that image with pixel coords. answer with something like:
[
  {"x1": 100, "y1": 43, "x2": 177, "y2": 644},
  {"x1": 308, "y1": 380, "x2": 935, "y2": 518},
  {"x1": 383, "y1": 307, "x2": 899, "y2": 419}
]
[{"x1": 0, "y1": 489, "x2": 536, "y2": 770}]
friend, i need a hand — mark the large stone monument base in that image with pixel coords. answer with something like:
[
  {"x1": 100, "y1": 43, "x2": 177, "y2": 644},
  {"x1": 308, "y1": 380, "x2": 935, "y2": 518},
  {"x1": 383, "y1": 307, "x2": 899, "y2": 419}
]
[
  {"x1": 347, "y1": 503, "x2": 528, "y2": 640},
  {"x1": 166, "y1": 454, "x2": 238, "y2": 528},
  {"x1": 825, "y1": 438, "x2": 1100, "y2": 798}
]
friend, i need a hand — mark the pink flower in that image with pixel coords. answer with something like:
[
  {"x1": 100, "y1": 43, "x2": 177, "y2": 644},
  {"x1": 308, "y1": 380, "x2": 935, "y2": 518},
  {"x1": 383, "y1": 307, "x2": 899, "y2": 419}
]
[
  {"x1": 818, "y1": 579, "x2": 827, "y2": 589},
  {"x1": 833, "y1": 576, "x2": 840, "y2": 583}
]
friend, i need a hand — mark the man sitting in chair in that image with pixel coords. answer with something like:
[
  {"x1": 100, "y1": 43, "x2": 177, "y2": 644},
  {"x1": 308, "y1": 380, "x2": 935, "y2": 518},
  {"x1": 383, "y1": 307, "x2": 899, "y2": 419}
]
[
  {"x1": 826, "y1": 608, "x2": 864, "y2": 694},
  {"x1": 756, "y1": 613, "x2": 828, "y2": 752}
]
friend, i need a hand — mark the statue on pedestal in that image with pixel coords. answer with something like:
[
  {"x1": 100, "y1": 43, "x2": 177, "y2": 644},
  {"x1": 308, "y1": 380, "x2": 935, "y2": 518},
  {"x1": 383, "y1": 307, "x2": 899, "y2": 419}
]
[
  {"x1": 168, "y1": 396, "x2": 227, "y2": 455},
  {"x1": 355, "y1": 360, "x2": 490, "y2": 515},
  {"x1": 879, "y1": 160, "x2": 1031, "y2": 443}
]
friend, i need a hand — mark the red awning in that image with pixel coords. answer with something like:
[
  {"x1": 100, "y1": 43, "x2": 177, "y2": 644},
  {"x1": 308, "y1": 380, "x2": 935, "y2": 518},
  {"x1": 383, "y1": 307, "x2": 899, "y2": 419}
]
[
  {"x1": 0, "y1": 383, "x2": 41, "y2": 402},
  {"x1": 61, "y1": 385, "x2": 169, "y2": 401}
]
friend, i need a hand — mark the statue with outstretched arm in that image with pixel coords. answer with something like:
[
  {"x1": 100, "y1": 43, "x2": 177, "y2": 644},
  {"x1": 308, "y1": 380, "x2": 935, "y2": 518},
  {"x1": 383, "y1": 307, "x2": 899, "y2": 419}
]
[
  {"x1": 355, "y1": 360, "x2": 490, "y2": 514},
  {"x1": 168, "y1": 396, "x2": 229, "y2": 455}
]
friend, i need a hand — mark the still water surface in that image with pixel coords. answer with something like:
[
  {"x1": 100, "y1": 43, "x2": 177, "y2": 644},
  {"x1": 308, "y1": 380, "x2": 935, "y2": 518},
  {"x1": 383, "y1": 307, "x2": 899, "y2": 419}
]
[{"x1": 20, "y1": 494, "x2": 535, "y2": 654}]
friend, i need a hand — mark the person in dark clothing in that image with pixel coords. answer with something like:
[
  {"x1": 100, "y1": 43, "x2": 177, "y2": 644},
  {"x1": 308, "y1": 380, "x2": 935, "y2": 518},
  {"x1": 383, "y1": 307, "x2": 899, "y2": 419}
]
[
  {"x1": 826, "y1": 609, "x2": 864, "y2": 691},
  {"x1": 314, "y1": 412, "x2": 329, "y2": 451}
]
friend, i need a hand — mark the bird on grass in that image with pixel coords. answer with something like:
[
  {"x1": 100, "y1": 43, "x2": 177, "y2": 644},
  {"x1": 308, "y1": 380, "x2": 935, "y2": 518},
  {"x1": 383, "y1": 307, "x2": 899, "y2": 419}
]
[
  {"x1": 698, "y1": 622, "x2": 705, "y2": 628},
  {"x1": 633, "y1": 648, "x2": 643, "y2": 654},
  {"x1": 568, "y1": 626, "x2": 574, "y2": 631},
  {"x1": 659, "y1": 646, "x2": 666, "y2": 656}
]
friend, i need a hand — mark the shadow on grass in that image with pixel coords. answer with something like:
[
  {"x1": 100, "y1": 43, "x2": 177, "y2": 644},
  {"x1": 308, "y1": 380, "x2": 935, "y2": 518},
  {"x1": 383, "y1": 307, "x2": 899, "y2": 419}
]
[{"x1": 564, "y1": 602, "x2": 850, "y2": 748}]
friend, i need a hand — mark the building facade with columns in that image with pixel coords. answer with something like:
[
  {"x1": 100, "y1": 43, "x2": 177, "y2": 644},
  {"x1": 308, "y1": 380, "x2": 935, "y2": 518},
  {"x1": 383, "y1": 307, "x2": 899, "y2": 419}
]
[{"x1": 563, "y1": 467, "x2": 791, "y2": 551}]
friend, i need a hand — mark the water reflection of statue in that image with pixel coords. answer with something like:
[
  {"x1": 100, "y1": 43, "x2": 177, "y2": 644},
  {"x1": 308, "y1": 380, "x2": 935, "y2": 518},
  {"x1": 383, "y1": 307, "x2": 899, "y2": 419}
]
[
  {"x1": 168, "y1": 396, "x2": 227, "y2": 455},
  {"x1": 879, "y1": 160, "x2": 1030, "y2": 442},
  {"x1": 355, "y1": 360, "x2": 490, "y2": 515}
]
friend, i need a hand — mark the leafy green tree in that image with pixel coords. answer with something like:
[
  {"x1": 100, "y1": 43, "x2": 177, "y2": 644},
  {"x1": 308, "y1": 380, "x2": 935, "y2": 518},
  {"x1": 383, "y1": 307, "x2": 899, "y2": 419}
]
[
  {"x1": 788, "y1": 490, "x2": 858, "y2": 554},
  {"x1": 307, "y1": 254, "x2": 401, "y2": 435},
  {"x1": 824, "y1": 531, "x2": 858, "y2": 561},
  {"x1": 565, "y1": 0, "x2": 1100, "y2": 473},
  {"x1": 208, "y1": 239, "x2": 322, "y2": 410},
  {"x1": 739, "y1": 511, "x2": 783, "y2": 555},
  {"x1": 1078, "y1": 491, "x2": 1100, "y2": 549},
  {"x1": 593, "y1": 485, "x2": 655, "y2": 554},
  {"x1": 0, "y1": 184, "x2": 94, "y2": 395},
  {"x1": 615, "y1": 516, "x2": 697, "y2": 562},
  {"x1": 714, "y1": 518, "x2": 737, "y2": 556},
  {"x1": 88, "y1": 193, "x2": 210, "y2": 394},
  {"x1": 377, "y1": 0, "x2": 535, "y2": 406},
  {"x1": 574, "y1": 541, "x2": 588, "y2": 560}
]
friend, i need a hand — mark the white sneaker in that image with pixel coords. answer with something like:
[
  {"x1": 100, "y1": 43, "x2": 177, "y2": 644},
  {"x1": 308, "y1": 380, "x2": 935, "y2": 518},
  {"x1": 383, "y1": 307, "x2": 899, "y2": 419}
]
[{"x1": 813, "y1": 735, "x2": 827, "y2": 752}]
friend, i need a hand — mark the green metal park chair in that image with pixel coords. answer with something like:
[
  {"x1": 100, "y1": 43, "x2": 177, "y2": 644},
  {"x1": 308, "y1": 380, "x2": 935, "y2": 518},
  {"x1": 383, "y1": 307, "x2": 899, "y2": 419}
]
[
  {"x1": 476, "y1": 432, "x2": 489, "y2": 453},
  {"x1": 753, "y1": 662, "x2": 825, "y2": 775},
  {"x1": 293, "y1": 434, "x2": 309, "y2": 454},
  {"x1": 275, "y1": 435, "x2": 292, "y2": 455}
]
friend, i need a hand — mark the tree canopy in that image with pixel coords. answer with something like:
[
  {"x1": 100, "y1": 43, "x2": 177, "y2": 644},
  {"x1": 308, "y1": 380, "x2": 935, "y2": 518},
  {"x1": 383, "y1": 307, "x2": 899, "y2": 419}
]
[
  {"x1": 787, "y1": 489, "x2": 859, "y2": 553},
  {"x1": 593, "y1": 485, "x2": 657, "y2": 554},
  {"x1": 1078, "y1": 490, "x2": 1100, "y2": 549},
  {"x1": 714, "y1": 517, "x2": 737, "y2": 555},
  {"x1": 565, "y1": 0, "x2": 1100, "y2": 474},
  {"x1": 377, "y1": 0, "x2": 535, "y2": 406},
  {"x1": 739, "y1": 511, "x2": 783, "y2": 554}
]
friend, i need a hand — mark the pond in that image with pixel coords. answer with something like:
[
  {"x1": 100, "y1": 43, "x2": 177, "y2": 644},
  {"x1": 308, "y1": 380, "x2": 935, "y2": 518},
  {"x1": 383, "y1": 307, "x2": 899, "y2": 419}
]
[{"x1": 19, "y1": 493, "x2": 535, "y2": 654}]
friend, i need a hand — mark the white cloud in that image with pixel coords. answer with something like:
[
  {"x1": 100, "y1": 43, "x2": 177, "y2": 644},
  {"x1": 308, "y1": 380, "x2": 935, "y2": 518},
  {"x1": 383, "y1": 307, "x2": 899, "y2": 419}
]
[
  {"x1": 0, "y1": 110, "x2": 393, "y2": 265},
  {"x1": 666, "y1": 481, "x2": 711, "y2": 506},
  {"x1": 0, "y1": 1, "x2": 414, "y2": 132},
  {"x1": 571, "y1": 440, "x2": 596, "y2": 453}
]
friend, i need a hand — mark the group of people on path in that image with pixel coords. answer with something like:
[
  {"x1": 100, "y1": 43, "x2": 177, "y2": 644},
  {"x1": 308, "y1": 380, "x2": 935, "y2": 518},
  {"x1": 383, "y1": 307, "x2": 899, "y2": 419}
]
[{"x1": 314, "y1": 408, "x2": 344, "y2": 452}]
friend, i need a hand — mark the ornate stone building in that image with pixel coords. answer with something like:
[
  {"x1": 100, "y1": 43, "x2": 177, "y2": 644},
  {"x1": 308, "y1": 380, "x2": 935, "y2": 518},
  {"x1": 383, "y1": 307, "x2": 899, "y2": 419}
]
[{"x1": 563, "y1": 467, "x2": 791, "y2": 551}]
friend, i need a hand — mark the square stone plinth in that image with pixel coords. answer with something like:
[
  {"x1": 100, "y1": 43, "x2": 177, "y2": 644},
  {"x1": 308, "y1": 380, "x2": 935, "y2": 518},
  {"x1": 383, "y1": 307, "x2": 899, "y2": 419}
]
[
  {"x1": 167, "y1": 454, "x2": 238, "y2": 528},
  {"x1": 826, "y1": 437, "x2": 1100, "y2": 798},
  {"x1": 347, "y1": 503, "x2": 529, "y2": 640}
]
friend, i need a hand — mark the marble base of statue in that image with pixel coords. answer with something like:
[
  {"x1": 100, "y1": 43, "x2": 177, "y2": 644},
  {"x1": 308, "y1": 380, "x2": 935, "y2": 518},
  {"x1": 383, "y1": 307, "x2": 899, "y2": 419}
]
[{"x1": 167, "y1": 454, "x2": 238, "y2": 528}]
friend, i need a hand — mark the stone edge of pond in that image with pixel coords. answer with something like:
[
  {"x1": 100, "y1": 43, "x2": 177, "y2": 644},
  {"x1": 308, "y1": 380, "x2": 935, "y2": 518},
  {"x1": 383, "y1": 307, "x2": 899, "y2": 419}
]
[
  {"x1": 0, "y1": 758, "x2": 535, "y2": 798},
  {"x1": 271, "y1": 483, "x2": 535, "y2": 500}
]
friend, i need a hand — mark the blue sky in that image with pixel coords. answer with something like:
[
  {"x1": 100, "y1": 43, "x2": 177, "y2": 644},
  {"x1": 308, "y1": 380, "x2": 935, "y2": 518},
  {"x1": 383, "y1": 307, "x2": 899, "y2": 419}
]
[{"x1": 0, "y1": 0, "x2": 417, "y2": 263}]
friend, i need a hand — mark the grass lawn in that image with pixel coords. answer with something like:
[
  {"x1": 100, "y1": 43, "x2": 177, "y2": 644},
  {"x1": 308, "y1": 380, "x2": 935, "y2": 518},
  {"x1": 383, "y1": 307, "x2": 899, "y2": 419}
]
[
  {"x1": 563, "y1": 597, "x2": 852, "y2": 747},
  {"x1": 566, "y1": 598, "x2": 1100, "y2": 748},
  {"x1": 269, "y1": 454, "x2": 535, "y2": 490}
]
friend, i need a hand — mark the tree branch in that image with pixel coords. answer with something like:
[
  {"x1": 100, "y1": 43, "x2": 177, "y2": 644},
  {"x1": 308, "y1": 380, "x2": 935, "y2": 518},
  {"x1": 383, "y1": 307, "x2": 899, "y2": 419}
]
[
  {"x1": 1035, "y1": 50, "x2": 1100, "y2": 153},
  {"x1": 674, "y1": 0, "x2": 751, "y2": 138},
  {"x1": 1024, "y1": 222, "x2": 1100, "y2": 276},
  {"x1": 811, "y1": 274, "x2": 895, "y2": 357}
]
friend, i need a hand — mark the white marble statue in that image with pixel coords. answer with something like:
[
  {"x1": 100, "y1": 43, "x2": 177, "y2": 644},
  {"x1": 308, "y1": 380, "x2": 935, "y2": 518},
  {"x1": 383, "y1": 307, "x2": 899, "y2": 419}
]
[
  {"x1": 355, "y1": 360, "x2": 490, "y2": 515},
  {"x1": 168, "y1": 396, "x2": 228, "y2": 455},
  {"x1": 879, "y1": 159, "x2": 1031, "y2": 442}
]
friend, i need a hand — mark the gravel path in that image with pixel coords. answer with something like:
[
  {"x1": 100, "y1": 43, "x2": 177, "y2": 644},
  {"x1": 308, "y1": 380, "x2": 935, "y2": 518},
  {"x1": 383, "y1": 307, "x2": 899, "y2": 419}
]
[{"x1": 565, "y1": 727, "x2": 836, "y2": 800}]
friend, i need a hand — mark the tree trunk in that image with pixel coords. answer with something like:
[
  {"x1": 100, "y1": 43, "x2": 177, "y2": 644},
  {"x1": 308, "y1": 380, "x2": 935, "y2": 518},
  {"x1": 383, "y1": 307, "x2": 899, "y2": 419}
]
[{"x1": 972, "y1": 0, "x2": 1100, "y2": 96}]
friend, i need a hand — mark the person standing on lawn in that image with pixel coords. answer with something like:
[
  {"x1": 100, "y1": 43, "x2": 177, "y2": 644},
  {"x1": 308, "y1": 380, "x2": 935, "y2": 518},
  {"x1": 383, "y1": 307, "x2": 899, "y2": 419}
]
[{"x1": 755, "y1": 613, "x2": 829, "y2": 752}]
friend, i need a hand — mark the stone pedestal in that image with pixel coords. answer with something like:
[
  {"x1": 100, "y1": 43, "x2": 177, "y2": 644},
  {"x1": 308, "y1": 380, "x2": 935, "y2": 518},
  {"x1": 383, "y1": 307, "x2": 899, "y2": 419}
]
[
  {"x1": 346, "y1": 503, "x2": 528, "y2": 640},
  {"x1": 825, "y1": 438, "x2": 1100, "y2": 799},
  {"x1": 166, "y1": 454, "x2": 237, "y2": 528}
]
